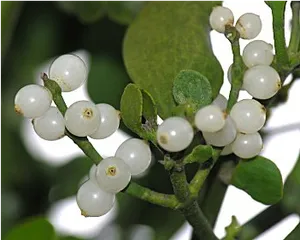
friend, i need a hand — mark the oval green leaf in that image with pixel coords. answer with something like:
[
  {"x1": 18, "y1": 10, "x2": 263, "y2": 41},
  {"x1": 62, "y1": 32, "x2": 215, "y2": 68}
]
[
  {"x1": 123, "y1": 2, "x2": 223, "y2": 119},
  {"x1": 173, "y1": 70, "x2": 212, "y2": 111},
  {"x1": 120, "y1": 83, "x2": 143, "y2": 134},
  {"x1": 4, "y1": 217, "x2": 56, "y2": 240},
  {"x1": 141, "y1": 89, "x2": 157, "y2": 123},
  {"x1": 231, "y1": 156, "x2": 283, "y2": 205}
]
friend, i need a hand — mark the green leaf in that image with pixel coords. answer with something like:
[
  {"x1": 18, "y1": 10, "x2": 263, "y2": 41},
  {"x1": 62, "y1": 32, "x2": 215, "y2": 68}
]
[
  {"x1": 120, "y1": 84, "x2": 157, "y2": 142},
  {"x1": 4, "y1": 217, "x2": 56, "y2": 240},
  {"x1": 87, "y1": 55, "x2": 131, "y2": 110},
  {"x1": 120, "y1": 84, "x2": 143, "y2": 133},
  {"x1": 183, "y1": 145, "x2": 213, "y2": 164},
  {"x1": 224, "y1": 216, "x2": 240, "y2": 240},
  {"x1": 231, "y1": 156, "x2": 283, "y2": 205},
  {"x1": 123, "y1": 2, "x2": 223, "y2": 119},
  {"x1": 282, "y1": 153, "x2": 300, "y2": 214},
  {"x1": 106, "y1": 1, "x2": 146, "y2": 25},
  {"x1": 173, "y1": 70, "x2": 212, "y2": 111},
  {"x1": 142, "y1": 89, "x2": 157, "y2": 122}
]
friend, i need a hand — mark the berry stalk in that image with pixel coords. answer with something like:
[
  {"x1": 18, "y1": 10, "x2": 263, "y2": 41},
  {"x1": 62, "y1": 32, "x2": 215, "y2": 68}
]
[{"x1": 42, "y1": 73, "x2": 179, "y2": 209}]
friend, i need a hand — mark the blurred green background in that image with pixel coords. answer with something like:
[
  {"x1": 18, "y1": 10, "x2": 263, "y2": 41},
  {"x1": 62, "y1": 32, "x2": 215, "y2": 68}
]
[{"x1": 2, "y1": 2, "x2": 186, "y2": 239}]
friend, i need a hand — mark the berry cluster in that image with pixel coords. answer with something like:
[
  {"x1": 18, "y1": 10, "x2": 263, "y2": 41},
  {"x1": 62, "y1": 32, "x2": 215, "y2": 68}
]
[
  {"x1": 157, "y1": 7, "x2": 282, "y2": 160},
  {"x1": 14, "y1": 54, "x2": 152, "y2": 217}
]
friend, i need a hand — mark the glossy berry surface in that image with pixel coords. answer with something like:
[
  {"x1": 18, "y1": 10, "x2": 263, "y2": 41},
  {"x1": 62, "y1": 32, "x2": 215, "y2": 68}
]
[
  {"x1": 49, "y1": 54, "x2": 87, "y2": 92},
  {"x1": 195, "y1": 105, "x2": 225, "y2": 132},
  {"x1": 14, "y1": 84, "x2": 52, "y2": 118},
  {"x1": 115, "y1": 138, "x2": 152, "y2": 176},
  {"x1": 209, "y1": 6, "x2": 234, "y2": 33},
  {"x1": 157, "y1": 117, "x2": 194, "y2": 152},
  {"x1": 236, "y1": 13, "x2": 262, "y2": 39},
  {"x1": 33, "y1": 107, "x2": 65, "y2": 141}
]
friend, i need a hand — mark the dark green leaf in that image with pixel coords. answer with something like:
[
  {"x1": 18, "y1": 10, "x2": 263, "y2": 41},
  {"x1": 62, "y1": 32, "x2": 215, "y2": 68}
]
[
  {"x1": 120, "y1": 84, "x2": 157, "y2": 142},
  {"x1": 173, "y1": 70, "x2": 212, "y2": 111},
  {"x1": 142, "y1": 89, "x2": 157, "y2": 122},
  {"x1": 4, "y1": 217, "x2": 56, "y2": 240},
  {"x1": 282, "y1": 153, "x2": 300, "y2": 214},
  {"x1": 183, "y1": 145, "x2": 213, "y2": 164},
  {"x1": 87, "y1": 55, "x2": 131, "y2": 110},
  {"x1": 106, "y1": 1, "x2": 146, "y2": 25},
  {"x1": 231, "y1": 156, "x2": 283, "y2": 205},
  {"x1": 120, "y1": 83, "x2": 143, "y2": 133},
  {"x1": 123, "y1": 2, "x2": 223, "y2": 118}
]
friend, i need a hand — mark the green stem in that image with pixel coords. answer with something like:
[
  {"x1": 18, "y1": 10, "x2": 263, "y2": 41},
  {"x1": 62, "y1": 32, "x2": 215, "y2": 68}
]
[
  {"x1": 239, "y1": 202, "x2": 289, "y2": 240},
  {"x1": 189, "y1": 150, "x2": 221, "y2": 197},
  {"x1": 170, "y1": 164, "x2": 218, "y2": 240},
  {"x1": 288, "y1": 1, "x2": 300, "y2": 56},
  {"x1": 225, "y1": 26, "x2": 246, "y2": 111},
  {"x1": 267, "y1": 2, "x2": 289, "y2": 70},
  {"x1": 285, "y1": 223, "x2": 300, "y2": 240},
  {"x1": 125, "y1": 181, "x2": 180, "y2": 209},
  {"x1": 42, "y1": 73, "x2": 178, "y2": 209}
]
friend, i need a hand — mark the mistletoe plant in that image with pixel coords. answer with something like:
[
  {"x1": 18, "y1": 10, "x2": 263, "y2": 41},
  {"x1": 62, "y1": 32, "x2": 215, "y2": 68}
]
[{"x1": 13, "y1": 1, "x2": 300, "y2": 240}]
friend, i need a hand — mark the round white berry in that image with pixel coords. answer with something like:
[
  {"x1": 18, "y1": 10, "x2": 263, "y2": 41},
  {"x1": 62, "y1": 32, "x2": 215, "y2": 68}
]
[
  {"x1": 96, "y1": 157, "x2": 131, "y2": 193},
  {"x1": 89, "y1": 104, "x2": 120, "y2": 139},
  {"x1": 14, "y1": 84, "x2": 52, "y2": 118},
  {"x1": 232, "y1": 132, "x2": 263, "y2": 159},
  {"x1": 209, "y1": 6, "x2": 234, "y2": 33},
  {"x1": 157, "y1": 117, "x2": 194, "y2": 152},
  {"x1": 230, "y1": 99, "x2": 266, "y2": 134},
  {"x1": 242, "y1": 40, "x2": 274, "y2": 68},
  {"x1": 115, "y1": 138, "x2": 151, "y2": 176},
  {"x1": 220, "y1": 143, "x2": 233, "y2": 156},
  {"x1": 65, "y1": 100, "x2": 100, "y2": 137},
  {"x1": 236, "y1": 13, "x2": 262, "y2": 39},
  {"x1": 203, "y1": 116, "x2": 237, "y2": 147},
  {"x1": 89, "y1": 164, "x2": 97, "y2": 184},
  {"x1": 195, "y1": 105, "x2": 225, "y2": 132},
  {"x1": 76, "y1": 180, "x2": 115, "y2": 217},
  {"x1": 33, "y1": 107, "x2": 65, "y2": 141},
  {"x1": 243, "y1": 65, "x2": 281, "y2": 99},
  {"x1": 49, "y1": 54, "x2": 87, "y2": 92},
  {"x1": 212, "y1": 94, "x2": 228, "y2": 111}
]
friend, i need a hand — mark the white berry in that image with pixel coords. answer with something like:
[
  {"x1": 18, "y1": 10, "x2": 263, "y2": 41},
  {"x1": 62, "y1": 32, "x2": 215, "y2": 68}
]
[
  {"x1": 209, "y1": 6, "x2": 234, "y2": 33},
  {"x1": 115, "y1": 138, "x2": 152, "y2": 176},
  {"x1": 76, "y1": 180, "x2": 115, "y2": 217},
  {"x1": 65, "y1": 100, "x2": 100, "y2": 137},
  {"x1": 232, "y1": 132, "x2": 263, "y2": 159},
  {"x1": 157, "y1": 117, "x2": 194, "y2": 152},
  {"x1": 89, "y1": 104, "x2": 120, "y2": 139},
  {"x1": 242, "y1": 40, "x2": 274, "y2": 68},
  {"x1": 236, "y1": 13, "x2": 262, "y2": 39},
  {"x1": 33, "y1": 107, "x2": 65, "y2": 140},
  {"x1": 243, "y1": 65, "x2": 281, "y2": 99},
  {"x1": 220, "y1": 143, "x2": 233, "y2": 156},
  {"x1": 195, "y1": 105, "x2": 225, "y2": 132},
  {"x1": 213, "y1": 94, "x2": 228, "y2": 112},
  {"x1": 230, "y1": 99, "x2": 266, "y2": 134},
  {"x1": 203, "y1": 116, "x2": 237, "y2": 147},
  {"x1": 96, "y1": 157, "x2": 131, "y2": 193},
  {"x1": 14, "y1": 84, "x2": 52, "y2": 118},
  {"x1": 89, "y1": 164, "x2": 97, "y2": 184},
  {"x1": 49, "y1": 54, "x2": 87, "y2": 92}
]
